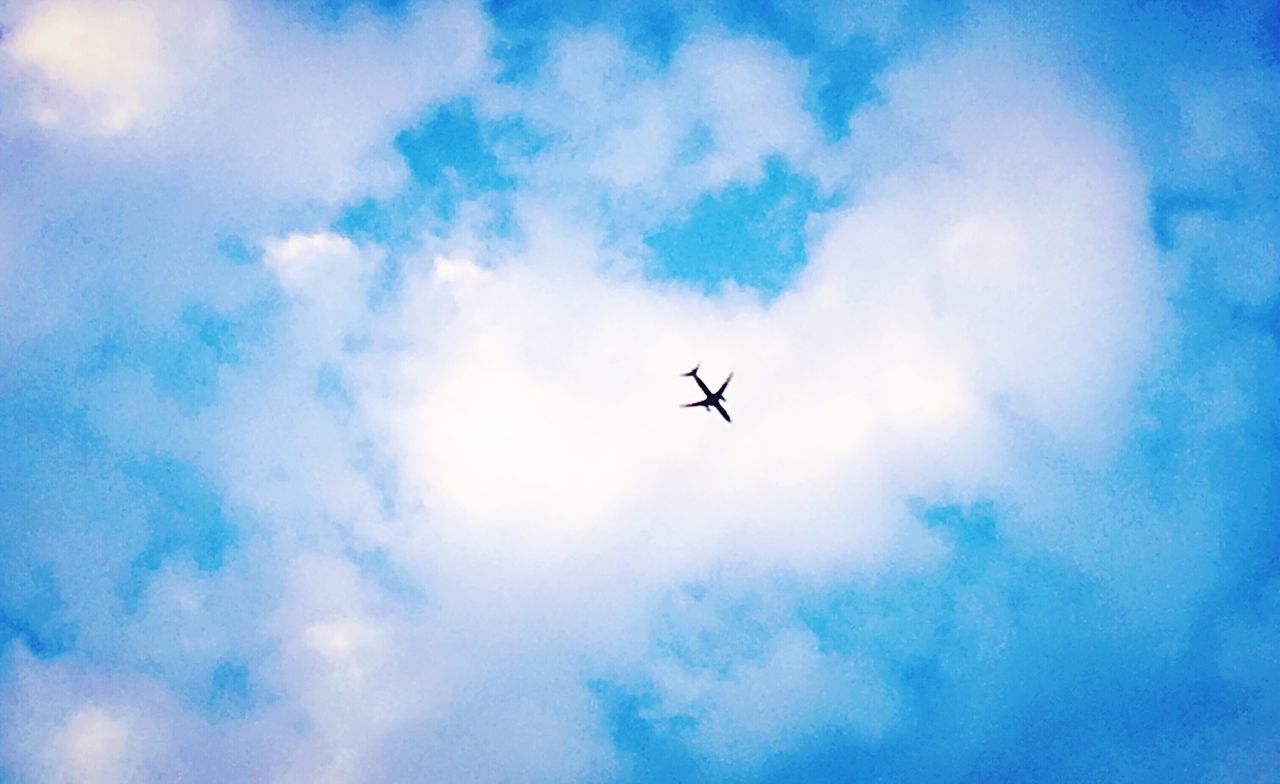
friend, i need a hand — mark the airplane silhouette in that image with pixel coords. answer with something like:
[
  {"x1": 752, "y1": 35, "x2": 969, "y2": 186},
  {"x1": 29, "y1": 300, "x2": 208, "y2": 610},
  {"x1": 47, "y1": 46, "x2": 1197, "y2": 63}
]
[{"x1": 681, "y1": 364, "x2": 733, "y2": 422}]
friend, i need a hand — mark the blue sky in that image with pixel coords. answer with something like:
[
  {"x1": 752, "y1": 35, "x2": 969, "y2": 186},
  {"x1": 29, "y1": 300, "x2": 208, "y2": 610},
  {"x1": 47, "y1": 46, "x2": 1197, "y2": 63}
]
[{"x1": 1, "y1": 0, "x2": 1278, "y2": 781}]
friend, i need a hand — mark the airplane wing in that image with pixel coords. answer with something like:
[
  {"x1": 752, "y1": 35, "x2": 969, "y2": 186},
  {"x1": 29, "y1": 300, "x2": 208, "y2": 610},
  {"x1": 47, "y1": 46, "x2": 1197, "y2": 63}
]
[
  {"x1": 682, "y1": 400, "x2": 709, "y2": 408},
  {"x1": 692, "y1": 374, "x2": 713, "y2": 398},
  {"x1": 712, "y1": 402, "x2": 731, "y2": 422},
  {"x1": 716, "y1": 372, "x2": 733, "y2": 396}
]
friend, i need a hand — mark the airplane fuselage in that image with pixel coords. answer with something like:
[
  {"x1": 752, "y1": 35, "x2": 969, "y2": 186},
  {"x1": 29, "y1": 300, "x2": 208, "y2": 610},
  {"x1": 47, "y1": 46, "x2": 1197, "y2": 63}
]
[{"x1": 681, "y1": 365, "x2": 733, "y2": 422}]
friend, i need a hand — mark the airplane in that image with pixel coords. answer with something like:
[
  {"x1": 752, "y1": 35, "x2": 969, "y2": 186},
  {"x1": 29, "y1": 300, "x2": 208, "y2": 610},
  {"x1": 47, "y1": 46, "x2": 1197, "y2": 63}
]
[{"x1": 681, "y1": 364, "x2": 733, "y2": 422}]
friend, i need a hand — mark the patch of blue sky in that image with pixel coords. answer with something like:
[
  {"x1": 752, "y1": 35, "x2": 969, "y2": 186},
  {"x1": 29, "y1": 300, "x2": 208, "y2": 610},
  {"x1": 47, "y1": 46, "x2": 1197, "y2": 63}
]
[
  {"x1": 0, "y1": 569, "x2": 73, "y2": 660},
  {"x1": 1126, "y1": 359, "x2": 1279, "y2": 634},
  {"x1": 607, "y1": 454, "x2": 1280, "y2": 781},
  {"x1": 774, "y1": 574, "x2": 1184, "y2": 778},
  {"x1": 117, "y1": 457, "x2": 238, "y2": 611},
  {"x1": 785, "y1": 2, "x2": 967, "y2": 141},
  {"x1": 487, "y1": 0, "x2": 684, "y2": 77},
  {"x1": 791, "y1": 504, "x2": 1036, "y2": 676},
  {"x1": 653, "y1": 582, "x2": 777, "y2": 676},
  {"x1": 1148, "y1": 187, "x2": 1231, "y2": 252},
  {"x1": 0, "y1": 392, "x2": 123, "y2": 657},
  {"x1": 315, "y1": 362, "x2": 355, "y2": 416},
  {"x1": 1263, "y1": 6, "x2": 1280, "y2": 60},
  {"x1": 751, "y1": 740, "x2": 884, "y2": 784},
  {"x1": 269, "y1": 0, "x2": 411, "y2": 26},
  {"x1": 343, "y1": 544, "x2": 428, "y2": 605},
  {"x1": 215, "y1": 234, "x2": 260, "y2": 267},
  {"x1": 207, "y1": 658, "x2": 258, "y2": 722},
  {"x1": 334, "y1": 99, "x2": 521, "y2": 253},
  {"x1": 396, "y1": 101, "x2": 514, "y2": 195},
  {"x1": 486, "y1": 0, "x2": 895, "y2": 140},
  {"x1": 694, "y1": 0, "x2": 961, "y2": 56},
  {"x1": 1, "y1": 390, "x2": 236, "y2": 630},
  {"x1": 349, "y1": 431, "x2": 404, "y2": 520},
  {"x1": 592, "y1": 679, "x2": 703, "y2": 783},
  {"x1": 0, "y1": 325, "x2": 249, "y2": 662},
  {"x1": 805, "y1": 37, "x2": 885, "y2": 140},
  {"x1": 78, "y1": 302, "x2": 257, "y2": 415},
  {"x1": 645, "y1": 157, "x2": 831, "y2": 295}
]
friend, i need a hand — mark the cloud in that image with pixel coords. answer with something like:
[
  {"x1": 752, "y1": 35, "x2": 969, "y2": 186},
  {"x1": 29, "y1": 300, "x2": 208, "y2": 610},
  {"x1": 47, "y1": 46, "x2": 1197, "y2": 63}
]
[
  {"x1": 0, "y1": 650, "x2": 185, "y2": 784},
  {"x1": 0, "y1": 0, "x2": 492, "y2": 371},
  {"x1": 647, "y1": 627, "x2": 900, "y2": 767},
  {"x1": 482, "y1": 28, "x2": 825, "y2": 220},
  {"x1": 182, "y1": 0, "x2": 491, "y2": 202},
  {"x1": 1, "y1": 0, "x2": 492, "y2": 201},
  {"x1": 0, "y1": 0, "x2": 227, "y2": 135},
  {"x1": 356, "y1": 30, "x2": 1160, "y2": 587},
  {"x1": 773, "y1": 0, "x2": 910, "y2": 46}
]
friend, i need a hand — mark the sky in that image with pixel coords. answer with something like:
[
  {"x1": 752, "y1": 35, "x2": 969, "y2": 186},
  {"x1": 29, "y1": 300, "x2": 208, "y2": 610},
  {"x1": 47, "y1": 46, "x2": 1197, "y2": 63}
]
[{"x1": 0, "y1": 0, "x2": 1278, "y2": 781}]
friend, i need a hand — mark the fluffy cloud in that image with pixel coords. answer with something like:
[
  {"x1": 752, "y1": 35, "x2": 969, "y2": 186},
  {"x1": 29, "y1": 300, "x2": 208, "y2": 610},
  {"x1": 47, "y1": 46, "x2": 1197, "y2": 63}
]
[
  {"x1": 0, "y1": 651, "x2": 186, "y2": 784},
  {"x1": 0, "y1": 0, "x2": 492, "y2": 372},
  {"x1": 482, "y1": 29, "x2": 824, "y2": 218},
  {"x1": 350, "y1": 33, "x2": 1158, "y2": 594},
  {"x1": 1, "y1": 0, "x2": 492, "y2": 200},
  {"x1": 647, "y1": 628, "x2": 900, "y2": 766},
  {"x1": 0, "y1": 0, "x2": 227, "y2": 135}
]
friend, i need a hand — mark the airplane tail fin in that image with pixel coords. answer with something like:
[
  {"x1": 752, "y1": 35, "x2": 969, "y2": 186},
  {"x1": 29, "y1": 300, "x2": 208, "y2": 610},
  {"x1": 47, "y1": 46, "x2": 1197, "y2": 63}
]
[{"x1": 682, "y1": 363, "x2": 700, "y2": 377}]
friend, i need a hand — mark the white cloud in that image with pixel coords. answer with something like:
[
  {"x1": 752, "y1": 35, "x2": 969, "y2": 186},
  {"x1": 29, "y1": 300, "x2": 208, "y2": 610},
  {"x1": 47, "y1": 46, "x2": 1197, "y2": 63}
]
[
  {"x1": 264, "y1": 232, "x2": 363, "y2": 292},
  {"x1": 365, "y1": 40, "x2": 1160, "y2": 583},
  {"x1": 0, "y1": 652, "x2": 187, "y2": 784},
  {"x1": 843, "y1": 37, "x2": 1162, "y2": 446},
  {"x1": 484, "y1": 29, "x2": 823, "y2": 217},
  {"x1": 182, "y1": 0, "x2": 491, "y2": 202},
  {"x1": 1, "y1": 0, "x2": 493, "y2": 202},
  {"x1": 0, "y1": 0, "x2": 227, "y2": 135},
  {"x1": 49, "y1": 708, "x2": 137, "y2": 784},
  {"x1": 0, "y1": 0, "x2": 494, "y2": 368},
  {"x1": 671, "y1": 36, "x2": 821, "y2": 189}
]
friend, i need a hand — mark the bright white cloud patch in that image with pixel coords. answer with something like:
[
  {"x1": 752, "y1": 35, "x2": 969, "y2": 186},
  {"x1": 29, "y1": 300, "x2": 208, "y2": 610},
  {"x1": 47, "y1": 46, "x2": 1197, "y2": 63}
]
[
  {"x1": 0, "y1": 653, "x2": 188, "y2": 784},
  {"x1": 264, "y1": 232, "x2": 364, "y2": 291},
  {"x1": 51, "y1": 708, "x2": 136, "y2": 784},
  {"x1": 1, "y1": 0, "x2": 227, "y2": 134}
]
